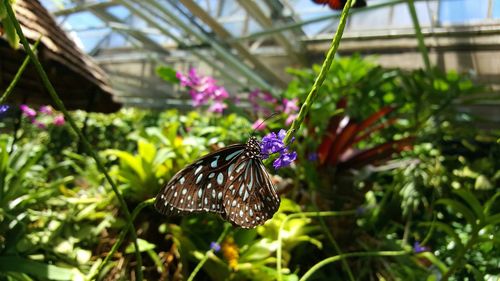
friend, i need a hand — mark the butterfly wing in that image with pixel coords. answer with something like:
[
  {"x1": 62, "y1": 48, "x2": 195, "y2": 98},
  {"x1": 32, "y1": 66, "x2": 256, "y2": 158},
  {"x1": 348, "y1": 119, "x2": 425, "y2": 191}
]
[
  {"x1": 155, "y1": 144, "x2": 246, "y2": 216},
  {"x1": 222, "y1": 157, "x2": 280, "y2": 228}
]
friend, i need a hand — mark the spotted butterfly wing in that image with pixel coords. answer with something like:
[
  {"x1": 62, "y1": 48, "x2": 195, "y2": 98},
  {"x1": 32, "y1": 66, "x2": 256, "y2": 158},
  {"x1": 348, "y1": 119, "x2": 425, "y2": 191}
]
[{"x1": 154, "y1": 137, "x2": 280, "y2": 228}]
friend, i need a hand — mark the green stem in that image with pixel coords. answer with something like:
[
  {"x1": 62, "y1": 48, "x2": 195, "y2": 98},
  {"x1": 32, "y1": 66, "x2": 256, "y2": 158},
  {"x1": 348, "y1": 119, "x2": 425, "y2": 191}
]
[
  {"x1": 299, "y1": 250, "x2": 409, "y2": 281},
  {"x1": 407, "y1": 0, "x2": 431, "y2": 71},
  {"x1": 91, "y1": 198, "x2": 155, "y2": 280},
  {"x1": 0, "y1": 39, "x2": 40, "y2": 104},
  {"x1": 311, "y1": 197, "x2": 355, "y2": 281},
  {"x1": 283, "y1": 0, "x2": 352, "y2": 145},
  {"x1": 187, "y1": 223, "x2": 232, "y2": 281},
  {"x1": 2, "y1": 1, "x2": 143, "y2": 280},
  {"x1": 277, "y1": 210, "x2": 357, "y2": 281}
]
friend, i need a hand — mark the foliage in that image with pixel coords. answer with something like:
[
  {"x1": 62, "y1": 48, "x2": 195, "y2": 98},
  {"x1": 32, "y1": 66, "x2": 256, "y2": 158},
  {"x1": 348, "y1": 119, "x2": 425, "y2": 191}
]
[
  {"x1": 0, "y1": 136, "x2": 112, "y2": 280},
  {"x1": 1, "y1": 53, "x2": 499, "y2": 280}
]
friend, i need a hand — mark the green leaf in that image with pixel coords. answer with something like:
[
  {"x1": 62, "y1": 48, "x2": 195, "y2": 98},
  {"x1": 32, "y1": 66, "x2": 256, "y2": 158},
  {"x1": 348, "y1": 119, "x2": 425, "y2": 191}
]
[
  {"x1": 137, "y1": 139, "x2": 156, "y2": 164},
  {"x1": 453, "y1": 189, "x2": 485, "y2": 223},
  {"x1": 484, "y1": 213, "x2": 500, "y2": 227},
  {"x1": 125, "y1": 238, "x2": 156, "y2": 253},
  {"x1": 0, "y1": 256, "x2": 77, "y2": 280},
  {"x1": 419, "y1": 222, "x2": 464, "y2": 250},
  {"x1": 474, "y1": 175, "x2": 493, "y2": 190},
  {"x1": 156, "y1": 65, "x2": 179, "y2": 84},
  {"x1": 436, "y1": 199, "x2": 477, "y2": 226},
  {"x1": 417, "y1": 252, "x2": 448, "y2": 274}
]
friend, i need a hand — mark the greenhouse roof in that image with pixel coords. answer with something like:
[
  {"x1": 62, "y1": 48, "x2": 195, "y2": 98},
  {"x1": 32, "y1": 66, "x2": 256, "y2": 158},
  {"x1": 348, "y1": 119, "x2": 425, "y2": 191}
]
[{"x1": 37, "y1": 0, "x2": 500, "y2": 109}]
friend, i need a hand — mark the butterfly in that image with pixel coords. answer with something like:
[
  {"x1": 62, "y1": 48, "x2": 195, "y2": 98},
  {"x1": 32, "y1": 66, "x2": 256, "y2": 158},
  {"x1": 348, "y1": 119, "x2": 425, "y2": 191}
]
[
  {"x1": 312, "y1": 0, "x2": 366, "y2": 10},
  {"x1": 154, "y1": 136, "x2": 280, "y2": 228}
]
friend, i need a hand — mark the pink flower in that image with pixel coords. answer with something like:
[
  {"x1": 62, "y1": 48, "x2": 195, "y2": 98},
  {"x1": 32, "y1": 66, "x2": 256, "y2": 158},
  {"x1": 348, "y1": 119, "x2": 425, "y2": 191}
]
[
  {"x1": 39, "y1": 105, "x2": 53, "y2": 115},
  {"x1": 285, "y1": 113, "x2": 298, "y2": 125},
  {"x1": 20, "y1": 104, "x2": 36, "y2": 118},
  {"x1": 53, "y1": 114, "x2": 65, "y2": 126},
  {"x1": 177, "y1": 68, "x2": 229, "y2": 113},
  {"x1": 190, "y1": 90, "x2": 209, "y2": 107},
  {"x1": 212, "y1": 87, "x2": 229, "y2": 100},
  {"x1": 33, "y1": 120, "x2": 46, "y2": 129},
  {"x1": 251, "y1": 119, "x2": 266, "y2": 131},
  {"x1": 208, "y1": 101, "x2": 227, "y2": 113},
  {"x1": 282, "y1": 98, "x2": 299, "y2": 114}
]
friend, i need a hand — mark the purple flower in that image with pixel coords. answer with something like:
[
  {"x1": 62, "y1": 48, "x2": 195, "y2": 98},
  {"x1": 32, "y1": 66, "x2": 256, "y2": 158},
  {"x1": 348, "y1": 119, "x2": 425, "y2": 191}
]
[
  {"x1": 53, "y1": 114, "x2": 65, "y2": 126},
  {"x1": 263, "y1": 92, "x2": 277, "y2": 103},
  {"x1": 261, "y1": 129, "x2": 287, "y2": 156},
  {"x1": 413, "y1": 241, "x2": 430, "y2": 253},
  {"x1": 210, "y1": 242, "x2": 221, "y2": 252},
  {"x1": 273, "y1": 151, "x2": 297, "y2": 169},
  {"x1": 308, "y1": 152, "x2": 318, "y2": 162},
  {"x1": 39, "y1": 105, "x2": 53, "y2": 115},
  {"x1": 261, "y1": 129, "x2": 296, "y2": 169},
  {"x1": 20, "y1": 104, "x2": 36, "y2": 118},
  {"x1": 0, "y1": 104, "x2": 9, "y2": 116}
]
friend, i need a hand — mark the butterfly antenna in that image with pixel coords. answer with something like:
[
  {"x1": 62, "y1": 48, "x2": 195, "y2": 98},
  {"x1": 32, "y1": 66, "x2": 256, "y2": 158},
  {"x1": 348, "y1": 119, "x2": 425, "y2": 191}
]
[{"x1": 250, "y1": 112, "x2": 281, "y2": 137}]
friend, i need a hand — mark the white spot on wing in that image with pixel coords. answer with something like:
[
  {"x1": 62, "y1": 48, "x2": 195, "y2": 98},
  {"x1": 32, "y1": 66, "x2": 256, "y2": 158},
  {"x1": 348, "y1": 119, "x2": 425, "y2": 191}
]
[
  {"x1": 217, "y1": 173, "x2": 224, "y2": 185},
  {"x1": 195, "y1": 165, "x2": 203, "y2": 175},
  {"x1": 211, "y1": 155, "x2": 220, "y2": 168},
  {"x1": 196, "y1": 174, "x2": 203, "y2": 184}
]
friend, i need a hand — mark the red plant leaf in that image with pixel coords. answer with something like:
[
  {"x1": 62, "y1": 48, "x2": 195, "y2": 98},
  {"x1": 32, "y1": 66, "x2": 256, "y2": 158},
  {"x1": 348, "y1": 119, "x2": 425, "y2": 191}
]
[
  {"x1": 357, "y1": 106, "x2": 394, "y2": 134},
  {"x1": 327, "y1": 120, "x2": 359, "y2": 166},
  {"x1": 339, "y1": 137, "x2": 414, "y2": 169},
  {"x1": 352, "y1": 117, "x2": 398, "y2": 145},
  {"x1": 317, "y1": 98, "x2": 348, "y2": 165}
]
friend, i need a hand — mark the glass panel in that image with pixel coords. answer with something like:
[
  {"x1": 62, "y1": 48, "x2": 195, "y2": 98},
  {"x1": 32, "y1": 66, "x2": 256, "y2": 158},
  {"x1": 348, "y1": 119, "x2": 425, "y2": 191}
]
[{"x1": 439, "y1": 0, "x2": 489, "y2": 24}]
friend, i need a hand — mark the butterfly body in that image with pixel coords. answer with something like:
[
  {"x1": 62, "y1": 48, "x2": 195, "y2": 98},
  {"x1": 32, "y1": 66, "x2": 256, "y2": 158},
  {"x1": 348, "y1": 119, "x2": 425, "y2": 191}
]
[{"x1": 155, "y1": 137, "x2": 280, "y2": 228}]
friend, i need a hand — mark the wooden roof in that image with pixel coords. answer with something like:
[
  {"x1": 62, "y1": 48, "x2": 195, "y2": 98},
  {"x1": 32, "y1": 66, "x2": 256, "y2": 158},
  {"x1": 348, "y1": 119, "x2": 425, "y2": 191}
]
[{"x1": 0, "y1": 0, "x2": 120, "y2": 113}]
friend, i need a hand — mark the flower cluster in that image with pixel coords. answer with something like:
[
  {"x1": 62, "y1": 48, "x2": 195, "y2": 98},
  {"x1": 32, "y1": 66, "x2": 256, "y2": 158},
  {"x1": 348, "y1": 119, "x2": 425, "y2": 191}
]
[
  {"x1": 249, "y1": 89, "x2": 299, "y2": 129},
  {"x1": 261, "y1": 129, "x2": 297, "y2": 169},
  {"x1": 176, "y1": 68, "x2": 229, "y2": 113},
  {"x1": 20, "y1": 104, "x2": 65, "y2": 128},
  {"x1": 221, "y1": 237, "x2": 239, "y2": 270}
]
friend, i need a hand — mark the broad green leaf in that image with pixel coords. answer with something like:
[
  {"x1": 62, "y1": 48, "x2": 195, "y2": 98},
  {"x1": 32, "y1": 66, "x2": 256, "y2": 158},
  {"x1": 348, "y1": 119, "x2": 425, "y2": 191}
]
[
  {"x1": 137, "y1": 139, "x2": 156, "y2": 164},
  {"x1": 125, "y1": 238, "x2": 156, "y2": 253},
  {"x1": 0, "y1": 256, "x2": 76, "y2": 280},
  {"x1": 156, "y1": 65, "x2": 179, "y2": 84}
]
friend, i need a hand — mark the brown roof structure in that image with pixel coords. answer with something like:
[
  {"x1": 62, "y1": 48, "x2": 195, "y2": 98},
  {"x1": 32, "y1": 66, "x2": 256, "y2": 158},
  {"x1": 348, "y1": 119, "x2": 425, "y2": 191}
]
[{"x1": 0, "y1": 0, "x2": 120, "y2": 113}]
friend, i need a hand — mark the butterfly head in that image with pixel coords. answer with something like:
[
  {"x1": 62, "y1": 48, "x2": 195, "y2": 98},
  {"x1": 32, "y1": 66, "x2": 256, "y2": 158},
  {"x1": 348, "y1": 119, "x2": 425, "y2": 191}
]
[{"x1": 245, "y1": 136, "x2": 262, "y2": 159}]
